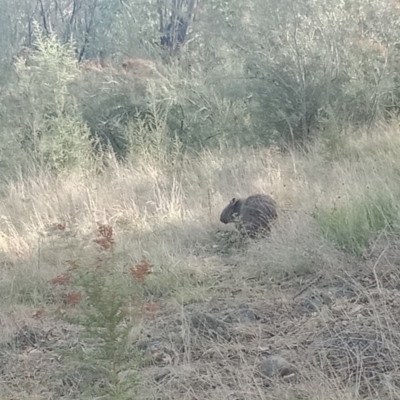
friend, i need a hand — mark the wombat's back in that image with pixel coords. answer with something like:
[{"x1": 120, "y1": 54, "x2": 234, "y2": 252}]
[{"x1": 241, "y1": 194, "x2": 277, "y2": 235}]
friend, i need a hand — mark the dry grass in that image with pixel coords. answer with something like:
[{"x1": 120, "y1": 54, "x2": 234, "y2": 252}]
[{"x1": 1, "y1": 119, "x2": 400, "y2": 398}]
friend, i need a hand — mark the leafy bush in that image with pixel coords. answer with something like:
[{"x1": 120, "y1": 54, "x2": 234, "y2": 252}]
[
  {"x1": 316, "y1": 192, "x2": 398, "y2": 255},
  {"x1": 1, "y1": 26, "x2": 92, "y2": 172},
  {"x1": 65, "y1": 225, "x2": 144, "y2": 399}
]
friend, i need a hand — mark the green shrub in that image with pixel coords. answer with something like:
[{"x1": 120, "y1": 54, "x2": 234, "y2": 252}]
[
  {"x1": 66, "y1": 259, "x2": 141, "y2": 399},
  {"x1": 316, "y1": 192, "x2": 398, "y2": 255},
  {"x1": 1, "y1": 26, "x2": 92, "y2": 172},
  {"x1": 57, "y1": 224, "x2": 141, "y2": 399}
]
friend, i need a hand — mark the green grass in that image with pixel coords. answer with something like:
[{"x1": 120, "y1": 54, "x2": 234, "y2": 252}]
[{"x1": 316, "y1": 192, "x2": 398, "y2": 255}]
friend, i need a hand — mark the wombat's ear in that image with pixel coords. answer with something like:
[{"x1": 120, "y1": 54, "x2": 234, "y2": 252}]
[{"x1": 230, "y1": 198, "x2": 237, "y2": 204}]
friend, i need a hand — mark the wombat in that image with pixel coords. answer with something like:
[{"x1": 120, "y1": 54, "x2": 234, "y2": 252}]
[{"x1": 220, "y1": 194, "x2": 278, "y2": 237}]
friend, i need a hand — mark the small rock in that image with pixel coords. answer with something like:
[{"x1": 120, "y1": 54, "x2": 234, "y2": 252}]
[
  {"x1": 258, "y1": 355, "x2": 292, "y2": 378},
  {"x1": 233, "y1": 308, "x2": 258, "y2": 324},
  {"x1": 190, "y1": 312, "x2": 230, "y2": 339},
  {"x1": 334, "y1": 282, "x2": 358, "y2": 299},
  {"x1": 300, "y1": 292, "x2": 332, "y2": 311}
]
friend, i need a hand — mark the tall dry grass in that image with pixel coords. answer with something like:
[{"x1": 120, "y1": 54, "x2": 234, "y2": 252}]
[
  {"x1": 1, "y1": 118, "x2": 400, "y2": 398},
  {"x1": 2, "y1": 119, "x2": 400, "y2": 305}
]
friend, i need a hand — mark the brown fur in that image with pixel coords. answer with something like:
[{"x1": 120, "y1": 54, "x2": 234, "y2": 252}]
[
  {"x1": 81, "y1": 60, "x2": 104, "y2": 72},
  {"x1": 80, "y1": 59, "x2": 116, "y2": 74},
  {"x1": 121, "y1": 58, "x2": 157, "y2": 78},
  {"x1": 220, "y1": 194, "x2": 278, "y2": 237}
]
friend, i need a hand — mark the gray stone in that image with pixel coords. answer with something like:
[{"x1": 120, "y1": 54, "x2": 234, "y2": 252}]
[
  {"x1": 258, "y1": 355, "x2": 292, "y2": 378},
  {"x1": 300, "y1": 292, "x2": 332, "y2": 311},
  {"x1": 190, "y1": 312, "x2": 230, "y2": 339},
  {"x1": 235, "y1": 308, "x2": 258, "y2": 324}
]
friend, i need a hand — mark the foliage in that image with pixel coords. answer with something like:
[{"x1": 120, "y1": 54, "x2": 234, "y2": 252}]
[
  {"x1": 68, "y1": 266, "x2": 139, "y2": 399},
  {"x1": 1, "y1": 26, "x2": 92, "y2": 172},
  {"x1": 74, "y1": 70, "x2": 151, "y2": 159},
  {"x1": 2, "y1": 0, "x2": 400, "y2": 152},
  {"x1": 316, "y1": 192, "x2": 399, "y2": 255},
  {"x1": 217, "y1": 0, "x2": 400, "y2": 144},
  {"x1": 65, "y1": 226, "x2": 142, "y2": 399}
]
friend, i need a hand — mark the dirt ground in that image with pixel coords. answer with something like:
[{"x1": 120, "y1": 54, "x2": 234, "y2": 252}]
[{"x1": 2, "y1": 235, "x2": 400, "y2": 400}]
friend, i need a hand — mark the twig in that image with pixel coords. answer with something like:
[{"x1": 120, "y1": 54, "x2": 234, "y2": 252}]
[
  {"x1": 372, "y1": 245, "x2": 388, "y2": 292},
  {"x1": 293, "y1": 274, "x2": 322, "y2": 300}
]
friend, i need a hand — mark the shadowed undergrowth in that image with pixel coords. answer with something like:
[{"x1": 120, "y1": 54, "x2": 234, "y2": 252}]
[{"x1": 1, "y1": 120, "x2": 400, "y2": 398}]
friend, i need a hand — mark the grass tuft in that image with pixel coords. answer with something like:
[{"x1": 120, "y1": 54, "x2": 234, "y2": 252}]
[{"x1": 316, "y1": 192, "x2": 398, "y2": 255}]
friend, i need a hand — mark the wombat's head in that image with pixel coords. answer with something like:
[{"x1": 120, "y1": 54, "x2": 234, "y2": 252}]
[{"x1": 220, "y1": 197, "x2": 243, "y2": 224}]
